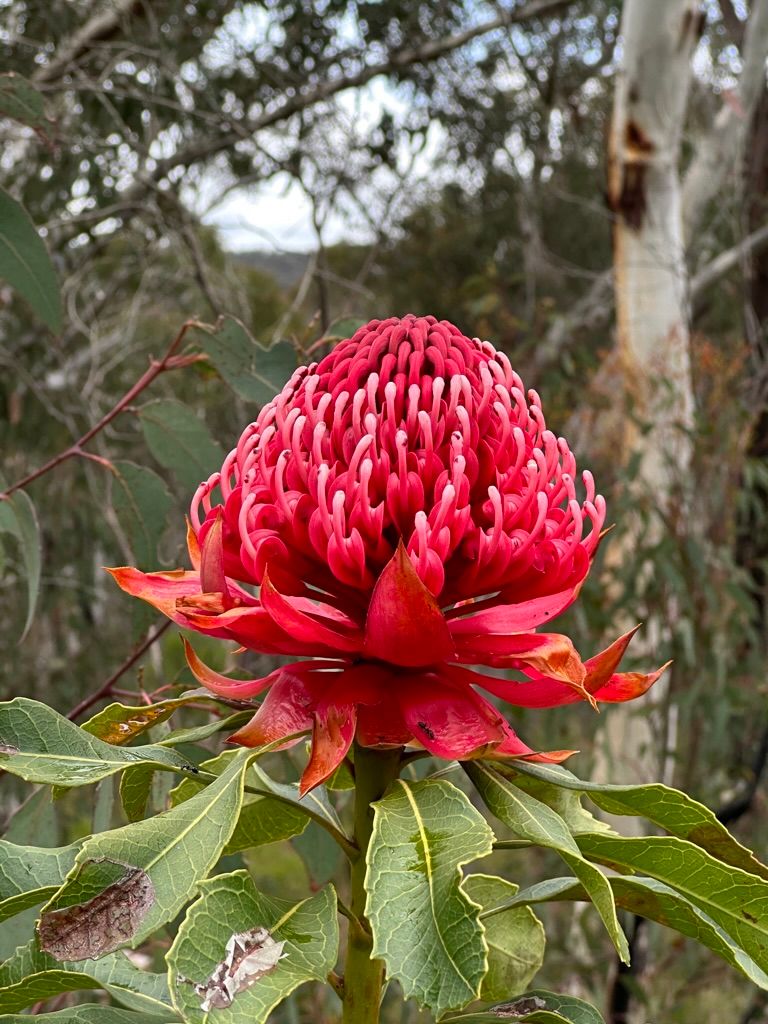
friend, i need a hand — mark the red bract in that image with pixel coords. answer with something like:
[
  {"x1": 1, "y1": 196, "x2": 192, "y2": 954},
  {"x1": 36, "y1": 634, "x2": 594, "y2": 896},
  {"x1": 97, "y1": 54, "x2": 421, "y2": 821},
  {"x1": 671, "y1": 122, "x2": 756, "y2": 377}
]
[{"x1": 110, "y1": 315, "x2": 666, "y2": 792}]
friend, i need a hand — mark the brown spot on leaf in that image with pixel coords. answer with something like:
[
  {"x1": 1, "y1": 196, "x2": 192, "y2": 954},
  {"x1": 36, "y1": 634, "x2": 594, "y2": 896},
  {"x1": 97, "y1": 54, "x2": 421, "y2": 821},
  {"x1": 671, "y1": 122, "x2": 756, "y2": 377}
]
[
  {"x1": 743, "y1": 908, "x2": 758, "y2": 923},
  {"x1": 38, "y1": 860, "x2": 155, "y2": 961},
  {"x1": 184, "y1": 927, "x2": 285, "y2": 1010},
  {"x1": 0, "y1": 744, "x2": 20, "y2": 754}
]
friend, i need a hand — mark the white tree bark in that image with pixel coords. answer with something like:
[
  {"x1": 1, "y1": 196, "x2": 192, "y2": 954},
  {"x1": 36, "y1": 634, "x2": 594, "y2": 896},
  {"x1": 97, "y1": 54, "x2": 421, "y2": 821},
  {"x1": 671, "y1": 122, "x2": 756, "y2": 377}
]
[
  {"x1": 599, "y1": 0, "x2": 701, "y2": 789},
  {"x1": 682, "y1": 0, "x2": 768, "y2": 241},
  {"x1": 608, "y1": 0, "x2": 700, "y2": 491}
]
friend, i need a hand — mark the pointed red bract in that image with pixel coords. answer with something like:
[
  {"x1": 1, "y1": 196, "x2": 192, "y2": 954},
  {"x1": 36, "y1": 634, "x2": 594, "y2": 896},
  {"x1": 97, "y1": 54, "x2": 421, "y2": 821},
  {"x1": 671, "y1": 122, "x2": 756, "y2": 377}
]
[
  {"x1": 365, "y1": 544, "x2": 455, "y2": 667},
  {"x1": 110, "y1": 315, "x2": 660, "y2": 790}
]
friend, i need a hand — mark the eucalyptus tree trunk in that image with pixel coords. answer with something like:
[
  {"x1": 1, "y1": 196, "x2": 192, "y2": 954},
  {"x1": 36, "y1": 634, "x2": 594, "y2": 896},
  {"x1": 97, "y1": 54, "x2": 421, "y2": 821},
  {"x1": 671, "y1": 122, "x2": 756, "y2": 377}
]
[
  {"x1": 600, "y1": 0, "x2": 702, "y2": 787},
  {"x1": 682, "y1": 0, "x2": 768, "y2": 242}
]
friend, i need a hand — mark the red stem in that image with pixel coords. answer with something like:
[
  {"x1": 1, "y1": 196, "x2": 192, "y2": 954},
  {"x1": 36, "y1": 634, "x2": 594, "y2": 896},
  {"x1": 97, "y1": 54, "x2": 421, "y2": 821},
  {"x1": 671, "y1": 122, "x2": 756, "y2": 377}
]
[
  {"x1": 1, "y1": 319, "x2": 206, "y2": 501},
  {"x1": 67, "y1": 620, "x2": 171, "y2": 721}
]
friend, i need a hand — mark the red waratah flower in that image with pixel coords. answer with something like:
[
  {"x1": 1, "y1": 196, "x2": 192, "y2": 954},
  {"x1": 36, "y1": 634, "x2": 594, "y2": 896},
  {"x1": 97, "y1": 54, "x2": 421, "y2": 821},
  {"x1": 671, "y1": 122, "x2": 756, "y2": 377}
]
[{"x1": 110, "y1": 315, "x2": 666, "y2": 792}]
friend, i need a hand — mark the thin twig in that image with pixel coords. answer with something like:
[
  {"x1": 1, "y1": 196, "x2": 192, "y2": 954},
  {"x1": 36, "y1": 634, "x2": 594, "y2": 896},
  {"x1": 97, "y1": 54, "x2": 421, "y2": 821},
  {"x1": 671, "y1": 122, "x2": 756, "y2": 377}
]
[
  {"x1": 67, "y1": 620, "x2": 172, "y2": 721},
  {"x1": 0, "y1": 319, "x2": 206, "y2": 501}
]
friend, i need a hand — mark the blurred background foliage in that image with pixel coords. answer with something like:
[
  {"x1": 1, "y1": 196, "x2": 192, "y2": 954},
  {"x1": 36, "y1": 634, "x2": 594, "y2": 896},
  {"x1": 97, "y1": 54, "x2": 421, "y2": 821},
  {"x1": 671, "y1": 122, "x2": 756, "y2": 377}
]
[{"x1": 1, "y1": 0, "x2": 768, "y2": 1021}]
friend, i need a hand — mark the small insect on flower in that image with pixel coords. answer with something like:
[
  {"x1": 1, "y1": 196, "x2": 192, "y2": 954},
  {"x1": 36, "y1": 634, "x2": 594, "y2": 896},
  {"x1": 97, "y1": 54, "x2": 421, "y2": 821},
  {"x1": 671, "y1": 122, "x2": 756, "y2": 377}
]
[{"x1": 110, "y1": 315, "x2": 666, "y2": 791}]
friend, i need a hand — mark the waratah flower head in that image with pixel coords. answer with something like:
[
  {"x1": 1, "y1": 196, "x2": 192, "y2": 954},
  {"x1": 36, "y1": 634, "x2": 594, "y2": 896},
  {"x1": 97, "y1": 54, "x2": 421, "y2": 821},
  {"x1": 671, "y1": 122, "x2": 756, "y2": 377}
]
[{"x1": 112, "y1": 315, "x2": 666, "y2": 792}]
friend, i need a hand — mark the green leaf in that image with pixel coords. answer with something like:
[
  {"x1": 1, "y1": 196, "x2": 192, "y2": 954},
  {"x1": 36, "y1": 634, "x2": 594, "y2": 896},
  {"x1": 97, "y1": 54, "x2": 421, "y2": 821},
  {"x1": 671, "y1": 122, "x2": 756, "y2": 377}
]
[
  {"x1": 447, "y1": 989, "x2": 605, "y2": 1023},
  {"x1": 119, "y1": 765, "x2": 155, "y2": 823},
  {"x1": 157, "y1": 710, "x2": 253, "y2": 747},
  {"x1": 0, "y1": 941, "x2": 176, "y2": 1016},
  {"x1": 138, "y1": 399, "x2": 225, "y2": 493},
  {"x1": 36, "y1": 750, "x2": 255, "y2": 960},
  {"x1": 292, "y1": 821, "x2": 343, "y2": 886},
  {"x1": 367, "y1": 778, "x2": 494, "y2": 1017},
  {"x1": 0, "y1": 73, "x2": 47, "y2": 130},
  {"x1": 0, "y1": 1007, "x2": 173, "y2": 1024},
  {"x1": 0, "y1": 698, "x2": 198, "y2": 787},
  {"x1": 193, "y1": 316, "x2": 297, "y2": 404},
  {"x1": 502, "y1": 873, "x2": 768, "y2": 990},
  {"x1": 319, "y1": 316, "x2": 366, "y2": 342},
  {"x1": 461, "y1": 874, "x2": 545, "y2": 1001},
  {"x1": 465, "y1": 762, "x2": 628, "y2": 963},
  {"x1": 2, "y1": 787, "x2": 60, "y2": 846},
  {"x1": 0, "y1": 487, "x2": 42, "y2": 641},
  {"x1": 0, "y1": 840, "x2": 80, "y2": 924},
  {"x1": 167, "y1": 869, "x2": 338, "y2": 1023},
  {"x1": 506, "y1": 760, "x2": 768, "y2": 879},
  {"x1": 110, "y1": 461, "x2": 173, "y2": 569},
  {"x1": 0, "y1": 186, "x2": 61, "y2": 331},
  {"x1": 170, "y1": 751, "x2": 308, "y2": 854},
  {"x1": 577, "y1": 833, "x2": 768, "y2": 972}
]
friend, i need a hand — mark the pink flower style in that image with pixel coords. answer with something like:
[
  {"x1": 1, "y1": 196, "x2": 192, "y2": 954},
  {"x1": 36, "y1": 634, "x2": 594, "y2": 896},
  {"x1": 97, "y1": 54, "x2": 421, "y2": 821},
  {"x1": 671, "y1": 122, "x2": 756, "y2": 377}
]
[{"x1": 111, "y1": 315, "x2": 665, "y2": 792}]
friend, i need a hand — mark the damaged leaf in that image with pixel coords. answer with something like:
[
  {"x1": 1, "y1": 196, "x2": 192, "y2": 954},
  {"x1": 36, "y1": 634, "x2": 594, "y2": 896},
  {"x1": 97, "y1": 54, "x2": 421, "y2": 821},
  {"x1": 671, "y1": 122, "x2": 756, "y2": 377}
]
[
  {"x1": 39, "y1": 861, "x2": 155, "y2": 961},
  {"x1": 38, "y1": 750, "x2": 254, "y2": 959},
  {"x1": 447, "y1": 988, "x2": 605, "y2": 1023},
  {"x1": 168, "y1": 869, "x2": 338, "y2": 1023},
  {"x1": 187, "y1": 927, "x2": 285, "y2": 1011},
  {"x1": 0, "y1": 697, "x2": 197, "y2": 787}
]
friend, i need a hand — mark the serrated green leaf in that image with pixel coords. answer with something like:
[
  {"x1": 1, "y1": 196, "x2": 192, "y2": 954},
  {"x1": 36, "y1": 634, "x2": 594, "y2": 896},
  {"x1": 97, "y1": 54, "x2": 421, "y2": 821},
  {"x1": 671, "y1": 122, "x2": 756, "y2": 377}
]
[
  {"x1": 505, "y1": 760, "x2": 768, "y2": 879},
  {"x1": 0, "y1": 72, "x2": 47, "y2": 130},
  {"x1": 0, "y1": 186, "x2": 61, "y2": 331},
  {"x1": 0, "y1": 840, "x2": 80, "y2": 924},
  {"x1": 0, "y1": 1006, "x2": 173, "y2": 1024},
  {"x1": 367, "y1": 778, "x2": 494, "y2": 1017},
  {"x1": 0, "y1": 487, "x2": 42, "y2": 641},
  {"x1": 462, "y1": 874, "x2": 544, "y2": 1001},
  {"x1": 502, "y1": 873, "x2": 768, "y2": 990},
  {"x1": 447, "y1": 989, "x2": 604, "y2": 1023},
  {"x1": 110, "y1": 461, "x2": 173, "y2": 569},
  {"x1": 36, "y1": 749, "x2": 255, "y2": 960},
  {"x1": 138, "y1": 399, "x2": 225, "y2": 493},
  {"x1": 577, "y1": 833, "x2": 768, "y2": 972},
  {"x1": 193, "y1": 316, "x2": 297, "y2": 404},
  {"x1": 465, "y1": 762, "x2": 628, "y2": 963},
  {"x1": 505, "y1": 776, "x2": 612, "y2": 837},
  {"x1": 167, "y1": 869, "x2": 338, "y2": 1023},
  {"x1": 0, "y1": 940, "x2": 176, "y2": 1016},
  {"x1": 170, "y1": 751, "x2": 308, "y2": 854},
  {"x1": 0, "y1": 698, "x2": 198, "y2": 787},
  {"x1": 168, "y1": 748, "x2": 350, "y2": 854}
]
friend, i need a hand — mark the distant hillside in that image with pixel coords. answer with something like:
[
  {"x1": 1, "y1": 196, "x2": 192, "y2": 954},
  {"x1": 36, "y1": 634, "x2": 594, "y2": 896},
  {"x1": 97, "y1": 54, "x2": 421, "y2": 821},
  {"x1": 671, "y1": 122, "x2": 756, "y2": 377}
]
[{"x1": 233, "y1": 249, "x2": 311, "y2": 289}]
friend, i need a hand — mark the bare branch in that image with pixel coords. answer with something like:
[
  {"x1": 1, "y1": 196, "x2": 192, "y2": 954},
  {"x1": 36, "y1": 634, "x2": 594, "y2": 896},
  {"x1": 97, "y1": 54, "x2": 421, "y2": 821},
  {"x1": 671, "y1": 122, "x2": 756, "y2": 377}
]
[
  {"x1": 690, "y1": 222, "x2": 768, "y2": 309},
  {"x1": 32, "y1": 0, "x2": 146, "y2": 85}
]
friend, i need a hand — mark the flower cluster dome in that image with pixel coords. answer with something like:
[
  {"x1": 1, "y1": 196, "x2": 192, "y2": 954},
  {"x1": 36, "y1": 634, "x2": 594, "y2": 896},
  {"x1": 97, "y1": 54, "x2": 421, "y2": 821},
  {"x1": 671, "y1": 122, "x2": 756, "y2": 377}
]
[{"x1": 112, "y1": 315, "x2": 664, "y2": 791}]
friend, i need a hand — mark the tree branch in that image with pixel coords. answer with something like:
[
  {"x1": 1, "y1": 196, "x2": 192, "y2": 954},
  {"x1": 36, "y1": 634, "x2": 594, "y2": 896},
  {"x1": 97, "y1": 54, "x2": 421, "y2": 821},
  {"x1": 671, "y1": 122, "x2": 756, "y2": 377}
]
[
  {"x1": 67, "y1": 620, "x2": 172, "y2": 721},
  {"x1": 53, "y1": 0, "x2": 574, "y2": 245},
  {"x1": 0, "y1": 318, "x2": 205, "y2": 501},
  {"x1": 32, "y1": 0, "x2": 147, "y2": 84},
  {"x1": 535, "y1": 224, "x2": 768, "y2": 373},
  {"x1": 682, "y1": 0, "x2": 768, "y2": 240}
]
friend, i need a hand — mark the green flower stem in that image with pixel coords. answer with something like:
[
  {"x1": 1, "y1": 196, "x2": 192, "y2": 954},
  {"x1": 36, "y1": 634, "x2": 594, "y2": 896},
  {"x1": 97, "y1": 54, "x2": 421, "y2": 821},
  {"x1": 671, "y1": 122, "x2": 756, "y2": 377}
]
[{"x1": 342, "y1": 741, "x2": 403, "y2": 1024}]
